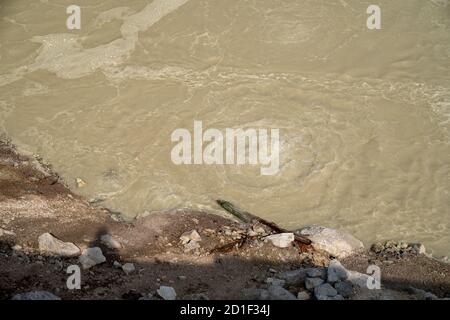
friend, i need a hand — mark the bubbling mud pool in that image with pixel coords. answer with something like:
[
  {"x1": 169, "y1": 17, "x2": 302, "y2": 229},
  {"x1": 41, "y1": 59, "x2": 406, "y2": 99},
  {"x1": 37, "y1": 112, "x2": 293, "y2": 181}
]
[{"x1": 0, "y1": 0, "x2": 449, "y2": 256}]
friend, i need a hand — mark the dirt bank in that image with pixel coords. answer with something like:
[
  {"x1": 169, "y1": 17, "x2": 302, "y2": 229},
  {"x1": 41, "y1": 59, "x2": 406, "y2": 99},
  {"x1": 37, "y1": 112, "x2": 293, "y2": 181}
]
[{"x1": 0, "y1": 138, "x2": 449, "y2": 300}]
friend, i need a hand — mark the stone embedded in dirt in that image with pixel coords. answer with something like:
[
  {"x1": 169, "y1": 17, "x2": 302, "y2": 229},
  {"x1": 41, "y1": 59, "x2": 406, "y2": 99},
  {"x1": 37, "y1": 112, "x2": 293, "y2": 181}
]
[
  {"x1": 334, "y1": 280, "x2": 354, "y2": 298},
  {"x1": 79, "y1": 247, "x2": 106, "y2": 269},
  {"x1": 38, "y1": 233, "x2": 80, "y2": 257},
  {"x1": 113, "y1": 261, "x2": 122, "y2": 268},
  {"x1": 305, "y1": 277, "x2": 325, "y2": 290},
  {"x1": 327, "y1": 260, "x2": 349, "y2": 283},
  {"x1": 371, "y1": 242, "x2": 385, "y2": 254},
  {"x1": 277, "y1": 268, "x2": 308, "y2": 286},
  {"x1": 265, "y1": 277, "x2": 286, "y2": 287},
  {"x1": 410, "y1": 243, "x2": 426, "y2": 255},
  {"x1": 180, "y1": 230, "x2": 202, "y2": 252},
  {"x1": 157, "y1": 286, "x2": 177, "y2": 300},
  {"x1": 248, "y1": 226, "x2": 267, "y2": 237},
  {"x1": 371, "y1": 240, "x2": 426, "y2": 258},
  {"x1": 76, "y1": 178, "x2": 86, "y2": 188},
  {"x1": 183, "y1": 240, "x2": 201, "y2": 252},
  {"x1": 0, "y1": 228, "x2": 15, "y2": 237},
  {"x1": 306, "y1": 268, "x2": 326, "y2": 279},
  {"x1": 314, "y1": 283, "x2": 338, "y2": 300},
  {"x1": 100, "y1": 234, "x2": 122, "y2": 249},
  {"x1": 180, "y1": 230, "x2": 202, "y2": 244},
  {"x1": 122, "y1": 263, "x2": 135, "y2": 275},
  {"x1": 12, "y1": 291, "x2": 61, "y2": 300},
  {"x1": 267, "y1": 285, "x2": 297, "y2": 300},
  {"x1": 297, "y1": 291, "x2": 311, "y2": 300},
  {"x1": 406, "y1": 287, "x2": 438, "y2": 300},
  {"x1": 296, "y1": 226, "x2": 364, "y2": 258},
  {"x1": 265, "y1": 233, "x2": 295, "y2": 248}
]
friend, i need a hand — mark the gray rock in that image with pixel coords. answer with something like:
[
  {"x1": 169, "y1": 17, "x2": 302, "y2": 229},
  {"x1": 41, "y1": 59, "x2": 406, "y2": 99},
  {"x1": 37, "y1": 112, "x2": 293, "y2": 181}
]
[
  {"x1": 157, "y1": 286, "x2": 177, "y2": 300},
  {"x1": 267, "y1": 285, "x2": 297, "y2": 300},
  {"x1": 12, "y1": 291, "x2": 60, "y2": 300},
  {"x1": 113, "y1": 261, "x2": 122, "y2": 268},
  {"x1": 277, "y1": 268, "x2": 308, "y2": 286},
  {"x1": 38, "y1": 233, "x2": 80, "y2": 257},
  {"x1": 265, "y1": 233, "x2": 295, "y2": 248},
  {"x1": 305, "y1": 277, "x2": 325, "y2": 290},
  {"x1": 314, "y1": 283, "x2": 338, "y2": 300},
  {"x1": 407, "y1": 287, "x2": 438, "y2": 300},
  {"x1": 297, "y1": 291, "x2": 311, "y2": 300},
  {"x1": 296, "y1": 226, "x2": 363, "y2": 258},
  {"x1": 327, "y1": 260, "x2": 348, "y2": 283},
  {"x1": 265, "y1": 278, "x2": 286, "y2": 287},
  {"x1": 334, "y1": 281, "x2": 354, "y2": 298},
  {"x1": 306, "y1": 268, "x2": 326, "y2": 279},
  {"x1": 79, "y1": 247, "x2": 106, "y2": 269},
  {"x1": 122, "y1": 263, "x2": 135, "y2": 274},
  {"x1": 100, "y1": 234, "x2": 122, "y2": 249}
]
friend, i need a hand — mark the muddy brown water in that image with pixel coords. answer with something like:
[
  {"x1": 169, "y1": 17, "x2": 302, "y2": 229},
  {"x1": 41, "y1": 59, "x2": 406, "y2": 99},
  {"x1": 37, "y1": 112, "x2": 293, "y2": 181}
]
[{"x1": 0, "y1": 0, "x2": 449, "y2": 256}]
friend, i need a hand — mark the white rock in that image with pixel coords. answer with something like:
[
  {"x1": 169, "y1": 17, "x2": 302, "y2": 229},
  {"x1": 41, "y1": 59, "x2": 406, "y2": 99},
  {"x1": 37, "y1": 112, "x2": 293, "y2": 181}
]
[
  {"x1": 305, "y1": 277, "x2": 324, "y2": 290},
  {"x1": 157, "y1": 286, "x2": 177, "y2": 300},
  {"x1": 100, "y1": 234, "x2": 122, "y2": 249},
  {"x1": 267, "y1": 285, "x2": 297, "y2": 300},
  {"x1": 180, "y1": 230, "x2": 201, "y2": 244},
  {"x1": 79, "y1": 247, "x2": 106, "y2": 269},
  {"x1": 296, "y1": 226, "x2": 363, "y2": 258},
  {"x1": 327, "y1": 260, "x2": 349, "y2": 283},
  {"x1": 122, "y1": 263, "x2": 135, "y2": 274},
  {"x1": 12, "y1": 291, "x2": 60, "y2": 300},
  {"x1": 265, "y1": 233, "x2": 294, "y2": 248},
  {"x1": 38, "y1": 233, "x2": 80, "y2": 257}
]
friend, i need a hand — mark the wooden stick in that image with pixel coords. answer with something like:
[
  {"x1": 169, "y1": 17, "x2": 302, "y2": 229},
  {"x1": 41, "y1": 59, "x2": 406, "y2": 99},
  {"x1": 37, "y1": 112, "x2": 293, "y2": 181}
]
[{"x1": 216, "y1": 199, "x2": 312, "y2": 245}]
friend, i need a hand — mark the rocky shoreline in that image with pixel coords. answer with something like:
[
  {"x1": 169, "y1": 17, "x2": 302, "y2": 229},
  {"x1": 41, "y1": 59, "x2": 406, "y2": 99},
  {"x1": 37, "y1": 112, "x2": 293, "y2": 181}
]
[{"x1": 0, "y1": 139, "x2": 449, "y2": 300}]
